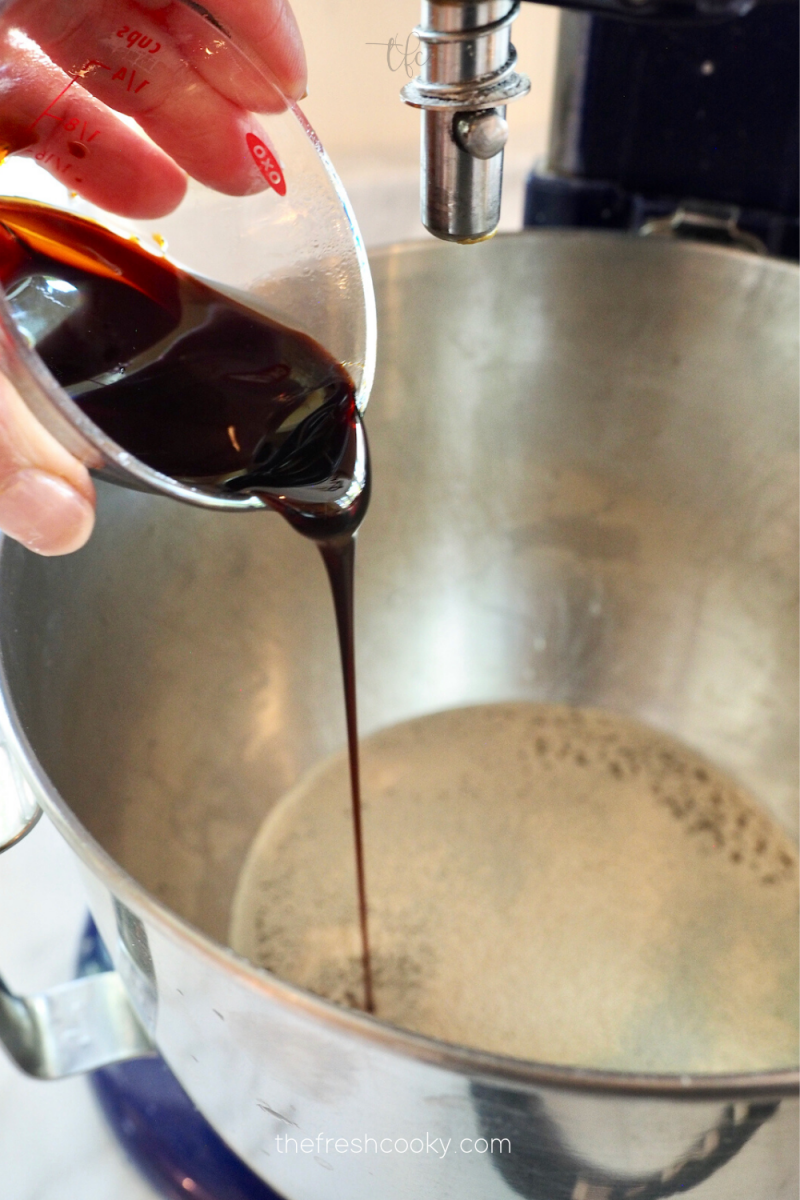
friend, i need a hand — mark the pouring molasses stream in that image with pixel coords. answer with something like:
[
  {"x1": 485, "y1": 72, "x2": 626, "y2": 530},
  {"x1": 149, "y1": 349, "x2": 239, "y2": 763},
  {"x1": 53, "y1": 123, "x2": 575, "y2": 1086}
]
[
  {"x1": 0, "y1": 0, "x2": 378, "y2": 1012},
  {"x1": 0, "y1": 2, "x2": 796, "y2": 1198},
  {"x1": 0, "y1": 226, "x2": 797, "y2": 1200},
  {"x1": 0, "y1": 196, "x2": 376, "y2": 1012}
]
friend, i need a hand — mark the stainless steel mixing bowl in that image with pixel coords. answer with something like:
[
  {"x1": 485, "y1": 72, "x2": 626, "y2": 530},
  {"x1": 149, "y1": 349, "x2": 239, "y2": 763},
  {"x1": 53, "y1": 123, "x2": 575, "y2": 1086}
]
[{"x1": 0, "y1": 232, "x2": 796, "y2": 1198}]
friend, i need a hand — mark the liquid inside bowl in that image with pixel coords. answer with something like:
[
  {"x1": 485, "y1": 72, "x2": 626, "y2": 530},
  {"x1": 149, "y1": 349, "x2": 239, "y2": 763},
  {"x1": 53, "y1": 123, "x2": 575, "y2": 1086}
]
[{"x1": 230, "y1": 703, "x2": 799, "y2": 1075}]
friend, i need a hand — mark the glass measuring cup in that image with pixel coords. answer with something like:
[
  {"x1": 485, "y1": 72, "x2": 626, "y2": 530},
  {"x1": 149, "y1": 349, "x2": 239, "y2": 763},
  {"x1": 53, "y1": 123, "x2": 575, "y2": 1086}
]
[{"x1": 0, "y1": 0, "x2": 376, "y2": 513}]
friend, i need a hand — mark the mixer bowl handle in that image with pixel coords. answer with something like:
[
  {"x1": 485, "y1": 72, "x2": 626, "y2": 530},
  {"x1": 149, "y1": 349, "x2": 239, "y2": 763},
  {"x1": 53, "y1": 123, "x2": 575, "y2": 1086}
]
[
  {"x1": 0, "y1": 966, "x2": 155, "y2": 1079},
  {"x1": 0, "y1": 732, "x2": 155, "y2": 1078},
  {"x1": 0, "y1": 729, "x2": 40, "y2": 852}
]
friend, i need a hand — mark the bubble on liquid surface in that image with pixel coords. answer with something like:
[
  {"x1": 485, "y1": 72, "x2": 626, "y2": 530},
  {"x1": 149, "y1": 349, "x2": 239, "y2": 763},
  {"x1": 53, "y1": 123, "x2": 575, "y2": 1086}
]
[{"x1": 229, "y1": 704, "x2": 798, "y2": 1074}]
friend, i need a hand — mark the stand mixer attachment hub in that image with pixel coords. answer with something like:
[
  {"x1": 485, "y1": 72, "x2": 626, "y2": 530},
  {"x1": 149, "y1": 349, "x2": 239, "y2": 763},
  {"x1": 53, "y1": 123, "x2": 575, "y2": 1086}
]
[{"x1": 402, "y1": 0, "x2": 531, "y2": 242}]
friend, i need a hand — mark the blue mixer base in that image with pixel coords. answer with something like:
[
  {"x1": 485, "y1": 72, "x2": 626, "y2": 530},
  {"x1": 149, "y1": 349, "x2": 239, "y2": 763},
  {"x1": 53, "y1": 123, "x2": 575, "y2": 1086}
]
[{"x1": 78, "y1": 918, "x2": 285, "y2": 1200}]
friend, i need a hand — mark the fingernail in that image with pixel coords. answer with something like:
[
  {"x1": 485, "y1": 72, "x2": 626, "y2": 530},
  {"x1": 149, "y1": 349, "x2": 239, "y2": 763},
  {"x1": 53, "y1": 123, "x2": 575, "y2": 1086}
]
[{"x1": 0, "y1": 469, "x2": 94, "y2": 556}]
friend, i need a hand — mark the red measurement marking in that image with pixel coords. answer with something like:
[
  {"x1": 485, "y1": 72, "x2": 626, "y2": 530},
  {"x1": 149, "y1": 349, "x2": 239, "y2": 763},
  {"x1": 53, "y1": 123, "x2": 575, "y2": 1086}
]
[
  {"x1": 34, "y1": 151, "x2": 73, "y2": 176},
  {"x1": 111, "y1": 66, "x2": 150, "y2": 93},
  {"x1": 246, "y1": 134, "x2": 286, "y2": 196},
  {"x1": 116, "y1": 26, "x2": 161, "y2": 53},
  {"x1": 29, "y1": 61, "x2": 109, "y2": 136},
  {"x1": 69, "y1": 121, "x2": 99, "y2": 142},
  {"x1": 29, "y1": 78, "x2": 76, "y2": 132}
]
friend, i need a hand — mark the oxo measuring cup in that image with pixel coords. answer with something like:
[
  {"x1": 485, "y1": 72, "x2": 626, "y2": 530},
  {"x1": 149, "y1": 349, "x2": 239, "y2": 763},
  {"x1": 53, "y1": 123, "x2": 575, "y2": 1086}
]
[{"x1": 0, "y1": 0, "x2": 375, "y2": 511}]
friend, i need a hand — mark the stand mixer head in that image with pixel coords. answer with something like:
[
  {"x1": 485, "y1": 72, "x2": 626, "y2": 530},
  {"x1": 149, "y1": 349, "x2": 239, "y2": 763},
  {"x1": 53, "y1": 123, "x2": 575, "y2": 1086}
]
[{"x1": 403, "y1": 0, "x2": 797, "y2": 246}]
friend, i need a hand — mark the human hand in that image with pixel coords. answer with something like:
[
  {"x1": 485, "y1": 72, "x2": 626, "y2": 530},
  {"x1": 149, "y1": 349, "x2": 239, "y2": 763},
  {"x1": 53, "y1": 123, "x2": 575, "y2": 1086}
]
[{"x1": 0, "y1": 0, "x2": 306, "y2": 554}]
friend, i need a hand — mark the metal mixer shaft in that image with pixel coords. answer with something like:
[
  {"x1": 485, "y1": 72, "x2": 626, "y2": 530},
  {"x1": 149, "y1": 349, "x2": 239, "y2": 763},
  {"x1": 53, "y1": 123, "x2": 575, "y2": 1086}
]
[{"x1": 402, "y1": 1, "x2": 530, "y2": 242}]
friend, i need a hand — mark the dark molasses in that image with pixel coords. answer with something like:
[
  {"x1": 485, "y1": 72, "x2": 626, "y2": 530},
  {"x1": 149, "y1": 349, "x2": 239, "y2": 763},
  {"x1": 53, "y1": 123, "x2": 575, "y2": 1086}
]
[{"x1": 0, "y1": 199, "x2": 374, "y2": 1009}]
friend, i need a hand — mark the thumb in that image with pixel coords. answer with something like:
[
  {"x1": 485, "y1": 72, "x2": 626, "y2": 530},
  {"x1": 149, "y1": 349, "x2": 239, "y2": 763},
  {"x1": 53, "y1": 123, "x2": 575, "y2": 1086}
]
[{"x1": 0, "y1": 372, "x2": 95, "y2": 555}]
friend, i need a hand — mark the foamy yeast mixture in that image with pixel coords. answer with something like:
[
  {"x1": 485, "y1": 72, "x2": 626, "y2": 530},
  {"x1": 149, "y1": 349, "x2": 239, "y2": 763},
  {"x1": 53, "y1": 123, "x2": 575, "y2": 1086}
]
[{"x1": 230, "y1": 704, "x2": 798, "y2": 1074}]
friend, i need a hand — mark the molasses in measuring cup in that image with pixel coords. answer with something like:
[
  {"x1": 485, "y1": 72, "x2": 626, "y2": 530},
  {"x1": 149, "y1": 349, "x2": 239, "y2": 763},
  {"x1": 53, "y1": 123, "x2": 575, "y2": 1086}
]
[{"x1": 0, "y1": 0, "x2": 375, "y2": 525}]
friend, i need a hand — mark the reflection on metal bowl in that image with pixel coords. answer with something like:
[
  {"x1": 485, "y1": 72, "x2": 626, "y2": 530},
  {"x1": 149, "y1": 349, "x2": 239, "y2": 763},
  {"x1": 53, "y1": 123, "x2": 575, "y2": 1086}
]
[{"x1": 0, "y1": 232, "x2": 797, "y2": 1198}]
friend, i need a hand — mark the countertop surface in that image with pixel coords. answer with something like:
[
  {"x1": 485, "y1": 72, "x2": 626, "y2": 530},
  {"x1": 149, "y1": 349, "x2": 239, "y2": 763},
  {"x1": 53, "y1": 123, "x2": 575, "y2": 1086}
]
[{"x1": 0, "y1": 816, "x2": 161, "y2": 1200}]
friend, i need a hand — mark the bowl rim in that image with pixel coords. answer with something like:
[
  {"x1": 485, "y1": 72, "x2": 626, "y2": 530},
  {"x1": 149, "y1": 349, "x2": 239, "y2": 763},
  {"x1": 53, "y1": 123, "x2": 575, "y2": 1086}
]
[{"x1": 1, "y1": 230, "x2": 797, "y2": 1101}]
